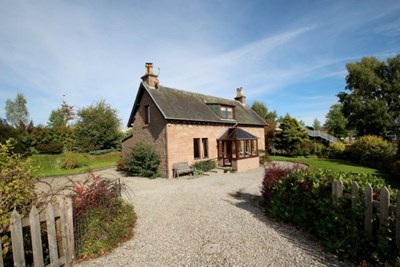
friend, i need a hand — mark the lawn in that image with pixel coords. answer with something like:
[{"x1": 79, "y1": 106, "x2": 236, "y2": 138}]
[
  {"x1": 270, "y1": 155, "x2": 382, "y2": 175},
  {"x1": 30, "y1": 152, "x2": 121, "y2": 177},
  {"x1": 269, "y1": 155, "x2": 399, "y2": 187}
]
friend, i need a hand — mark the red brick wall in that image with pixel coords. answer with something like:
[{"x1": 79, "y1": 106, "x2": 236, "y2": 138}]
[
  {"x1": 165, "y1": 123, "x2": 264, "y2": 178},
  {"x1": 121, "y1": 90, "x2": 168, "y2": 177}
]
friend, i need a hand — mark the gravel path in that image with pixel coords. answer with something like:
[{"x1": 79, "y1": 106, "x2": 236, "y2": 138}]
[{"x1": 71, "y1": 167, "x2": 348, "y2": 267}]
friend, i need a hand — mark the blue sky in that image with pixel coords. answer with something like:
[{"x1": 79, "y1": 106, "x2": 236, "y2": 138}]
[{"x1": 1, "y1": 0, "x2": 399, "y2": 127}]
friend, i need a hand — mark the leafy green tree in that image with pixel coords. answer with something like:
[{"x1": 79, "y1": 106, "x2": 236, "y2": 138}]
[
  {"x1": 75, "y1": 100, "x2": 122, "y2": 151},
  {"x1": 48, "y1": 100, "x2": 75, "y2": 128},
  {"x1": 337, "y1": 55, "x2": 400, "y2": 137},
  {"x1": 251, "y1": 101, "x2": 277, "y2": 121},
  {"x1": 275, "y1": 114, "x2": 309, "y2": 155},
  {"x1": 324, "y1": 103, "x2": 349, "y2": 139},
  {"x1": 251, "y1": 101, "x2": 277, "y2": 151},
  {"x1": 48, "y1": 109, "x2": 66, "y2": 128},
  {"x1": 5, "y1": 93, "x2": 29, "y2": 126},
  {"x1": 312, "y1": 119, "x2": 322, "y2": 130}
]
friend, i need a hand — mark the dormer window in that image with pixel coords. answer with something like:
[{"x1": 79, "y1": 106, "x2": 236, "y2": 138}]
[
  {"x1": 208, "y1": 104, "x2": 235, "y2": 120},
  {"x1": 220, "y1": 106, "x2": 234, "y2": 119}
]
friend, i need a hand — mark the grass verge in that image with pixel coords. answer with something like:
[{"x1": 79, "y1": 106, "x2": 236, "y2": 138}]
[
  {"x1": 269, "y1": 155, "x2": 399, "y2": 188},
  {"x1": 77, "y1": 201, "x2": 136, "y2": 260},
  {"x1": 30, "y1": 152, "x2": 121, "y2": 177}
]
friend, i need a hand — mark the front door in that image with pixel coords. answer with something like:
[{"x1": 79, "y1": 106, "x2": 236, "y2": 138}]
[{"x1": 219, "y1": 141, "x2": 232, "y2": 166}]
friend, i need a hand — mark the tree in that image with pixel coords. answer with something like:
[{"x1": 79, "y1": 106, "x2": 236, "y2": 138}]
[
  {"x1": 251, "y1": 101, "x2": 268, "y2": 119},
  {"x1": 337, "y1": 55, "x2": 400, "y2": 137},
  {"x1": 251, "y1": 101, "x2": 277, "y2": 121},
  {"x1": 75, "y1": 100, "x2": 122, "y2": 151},
  {"x1": 5, "y1": 93, "x2": 29, "y2": 126},
  {"x1": 312, "y1": 119, "x2": 322, "y2": 130},
  {"x1": 251, "y1": 101, "x2": 278, "y2": 151},
  {"x1": 324, "y1": 103, "x2": 349, "y2": 139},
  {"x1": 275, "y1": 114, "x2": 309, "y2": 155},
  {"x1": 47, "y1": 100, "x2": 75, "y2": 128}
]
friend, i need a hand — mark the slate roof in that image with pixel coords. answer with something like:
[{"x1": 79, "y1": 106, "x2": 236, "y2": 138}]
[{"x1": 127, "y1": 82, "x2": 266, "y2": 127}]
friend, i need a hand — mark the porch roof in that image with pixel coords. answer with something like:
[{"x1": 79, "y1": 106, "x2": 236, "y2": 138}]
[{"x1": 218, "y1": 127, "x2": 258, "y2": 141}]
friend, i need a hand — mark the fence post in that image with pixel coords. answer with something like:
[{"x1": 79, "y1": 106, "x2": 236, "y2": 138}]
[
  {"x1": 364, "y1": 184, "x2": 373, "y2": 235},
  {"x1": 29, "y1": 206, "x2": 44, "y2": 267},
  {"x1": 65, "y1": 198, "x2": 75, "y2": 259},
  {"x1": 46, "y1": 203, "x2": 60, "y2": 267},
  {"x1": 379, "y1": 187, "x2": 390, "y2": 232},
  {"x1": 332, "y1": 180, "x2": 343, "y2": 206},
  {"x1": 0, "y1": 233, "x2": 4, "y2": 267},
  {"x1": 397, "y1": 193, "x2": 400, "y2": 251},
  {"x1": 10, "y1": 210, "x2": 25, "y2": 267},
  {"x1": 59, "y1": 198, "x2": 72, "y2": 267},
  {"x1": 351, "y1": 181, "x2": 359, "y2": 210}
]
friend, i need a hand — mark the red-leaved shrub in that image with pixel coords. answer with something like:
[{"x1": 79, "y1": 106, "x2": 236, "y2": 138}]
[{"x1": 261, "y1": 162, "x2": 306, "y2": 202}]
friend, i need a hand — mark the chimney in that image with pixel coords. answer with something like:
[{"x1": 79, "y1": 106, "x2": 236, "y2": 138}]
[
  {"x1": 234, "y1": 87, "x2": 246, "y2": 105},
  {"x1": 141, "y1": 62, "x2": 159, "y2": 88}
]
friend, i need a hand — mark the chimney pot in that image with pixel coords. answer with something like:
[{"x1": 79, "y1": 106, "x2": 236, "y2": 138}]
[
  {"x1": 141, "y1": 62, "x2": 159, "y2": 89},
  {"x1": 145, "y1": 63, "x2": 153, "y2": 74},
  {"x1": 234, "y1": 87, "x2": 246, "y2": 105}
]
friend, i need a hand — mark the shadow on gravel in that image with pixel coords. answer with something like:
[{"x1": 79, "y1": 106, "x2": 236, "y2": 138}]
[{"x1": 226, "y1": 190, "x2": 348, "y2": 267}]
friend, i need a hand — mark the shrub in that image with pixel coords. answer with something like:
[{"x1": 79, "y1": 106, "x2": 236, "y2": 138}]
[
  {"x1": 312, "y1": 143, "x2": 326, "y2": 156},
  {"x1": 89, "y1": 149, "x2": 115, "y2": 155},
  {"x1": 68, "y1": 173, "x2": 135, "y2": 258},
  {"x1": 192, "y1": 159, "x2": 216, "y2": 173},
  {"x1": 390, "y1": 160, "x2": 400, "y2": 179},
  {"x1": 0, "y1": 139, "x2": 37, "y2": 259},
  {"x1": 261, "y1": 163, "x2": 300, "y2": 202},
  {"x1": 62, "y1": 151, "x2": 88, "y2": 169},
  {"x1": 36, "y1": 142, "x2": 64, "y2": 154},
  {"x1": 327, "y1": 141, "x2": 346, "y2": 158},
  {"x1": 124, "y1": 143, "x2": 160, "y2": 178},
  {"x1": 294, "y1": 139, "x2": 312, "y2": 156},
  {"x1": 348, "y1": 135, "x2": 397, "y2": 169},
  {"x1": 266, "y1": 169, "x2": 398, "y2": 265}
]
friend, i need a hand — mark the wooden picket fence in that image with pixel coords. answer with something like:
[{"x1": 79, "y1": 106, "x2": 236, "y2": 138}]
[
  {"x1": 332, "y1": 180, "x2": 400, "y2": 248},
  {"x1": 0, "y1": 198, "x2": 75, "y2": 267}
]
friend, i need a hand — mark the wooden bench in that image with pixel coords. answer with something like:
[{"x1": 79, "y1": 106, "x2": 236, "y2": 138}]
[{"x1": 173, "y1": 162, "x2": 194, "y2": 178}]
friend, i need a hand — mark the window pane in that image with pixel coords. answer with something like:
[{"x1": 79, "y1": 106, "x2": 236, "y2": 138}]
[
  {"x1": 245, "y1": 140, "x2": 251, "y2": 157},
  {"x1": 145, "y1": 105, "x2": 150, "y2": 124},
  {"x1": 251, "y1": 140, "x2": 257, "y2": 156},
  {"x1": 202, "y1": 138, "x2": 208, "y2": 158},
  {"x1": 232, "y1": 141, "x2": 236, "y2": 158},
  {"x1": 239, "y1": 140, "x2": 244, "y2": 158},
  {"x1": 193, "y1": 138, "x2": 200, "y2": 159},
  {"x1": 227, "y1": 107, "x2": 233, "y2": 119},
  {"x1": 221, "y1": 106, "x2": 227, "y2": 118}
]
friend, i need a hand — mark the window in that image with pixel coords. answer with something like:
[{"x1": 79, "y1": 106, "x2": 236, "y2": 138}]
[
  {"x1": 193, "y1": 138, "x2": 200, "y2": 159},
  {"x1": 202, "y1": 138, "x2": 208, "y2": 158},
  {"x1": 220, "y1": 106, "x2": 234, "y2": 119},
  {"x1": 144, "y1": 105, "x2": 150, "y2": 125},
  {"x1": 194, "y1": 138, "x2": 209, "y2": 160}
]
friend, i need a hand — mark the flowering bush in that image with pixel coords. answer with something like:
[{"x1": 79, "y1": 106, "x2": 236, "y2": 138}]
[{"x1": 68, "y1": 173, "x2": 135, "y2": 258}]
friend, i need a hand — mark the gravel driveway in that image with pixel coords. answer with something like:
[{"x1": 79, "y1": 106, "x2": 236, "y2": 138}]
[{"x1": 71, "y1": 167, "x2": 348, "y2": 267}]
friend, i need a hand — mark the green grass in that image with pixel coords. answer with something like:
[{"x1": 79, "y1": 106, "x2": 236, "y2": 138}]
[
  {"x1": 30, "y1": 152, "x2": 121, "y2": 177},
  {"x1": 269, "y1": 155, "x2": 399, "y2": 188}
]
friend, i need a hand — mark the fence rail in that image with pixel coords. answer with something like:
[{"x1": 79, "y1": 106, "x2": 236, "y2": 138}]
[
  {"x1": 0, "y1": 198, "x2": 75, "y2": 267},
  {"x1": 332, "y1": 180, "x2": 400, "y2": 249}
]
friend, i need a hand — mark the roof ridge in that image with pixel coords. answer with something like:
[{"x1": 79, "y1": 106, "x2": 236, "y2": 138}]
[{"x1": 159, "y1": 85, "x2": 238, "y2": 104}]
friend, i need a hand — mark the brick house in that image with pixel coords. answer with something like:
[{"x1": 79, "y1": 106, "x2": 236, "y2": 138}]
[{"x1": 122, "y1": 63, "x2": 266, "y2": 178}]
